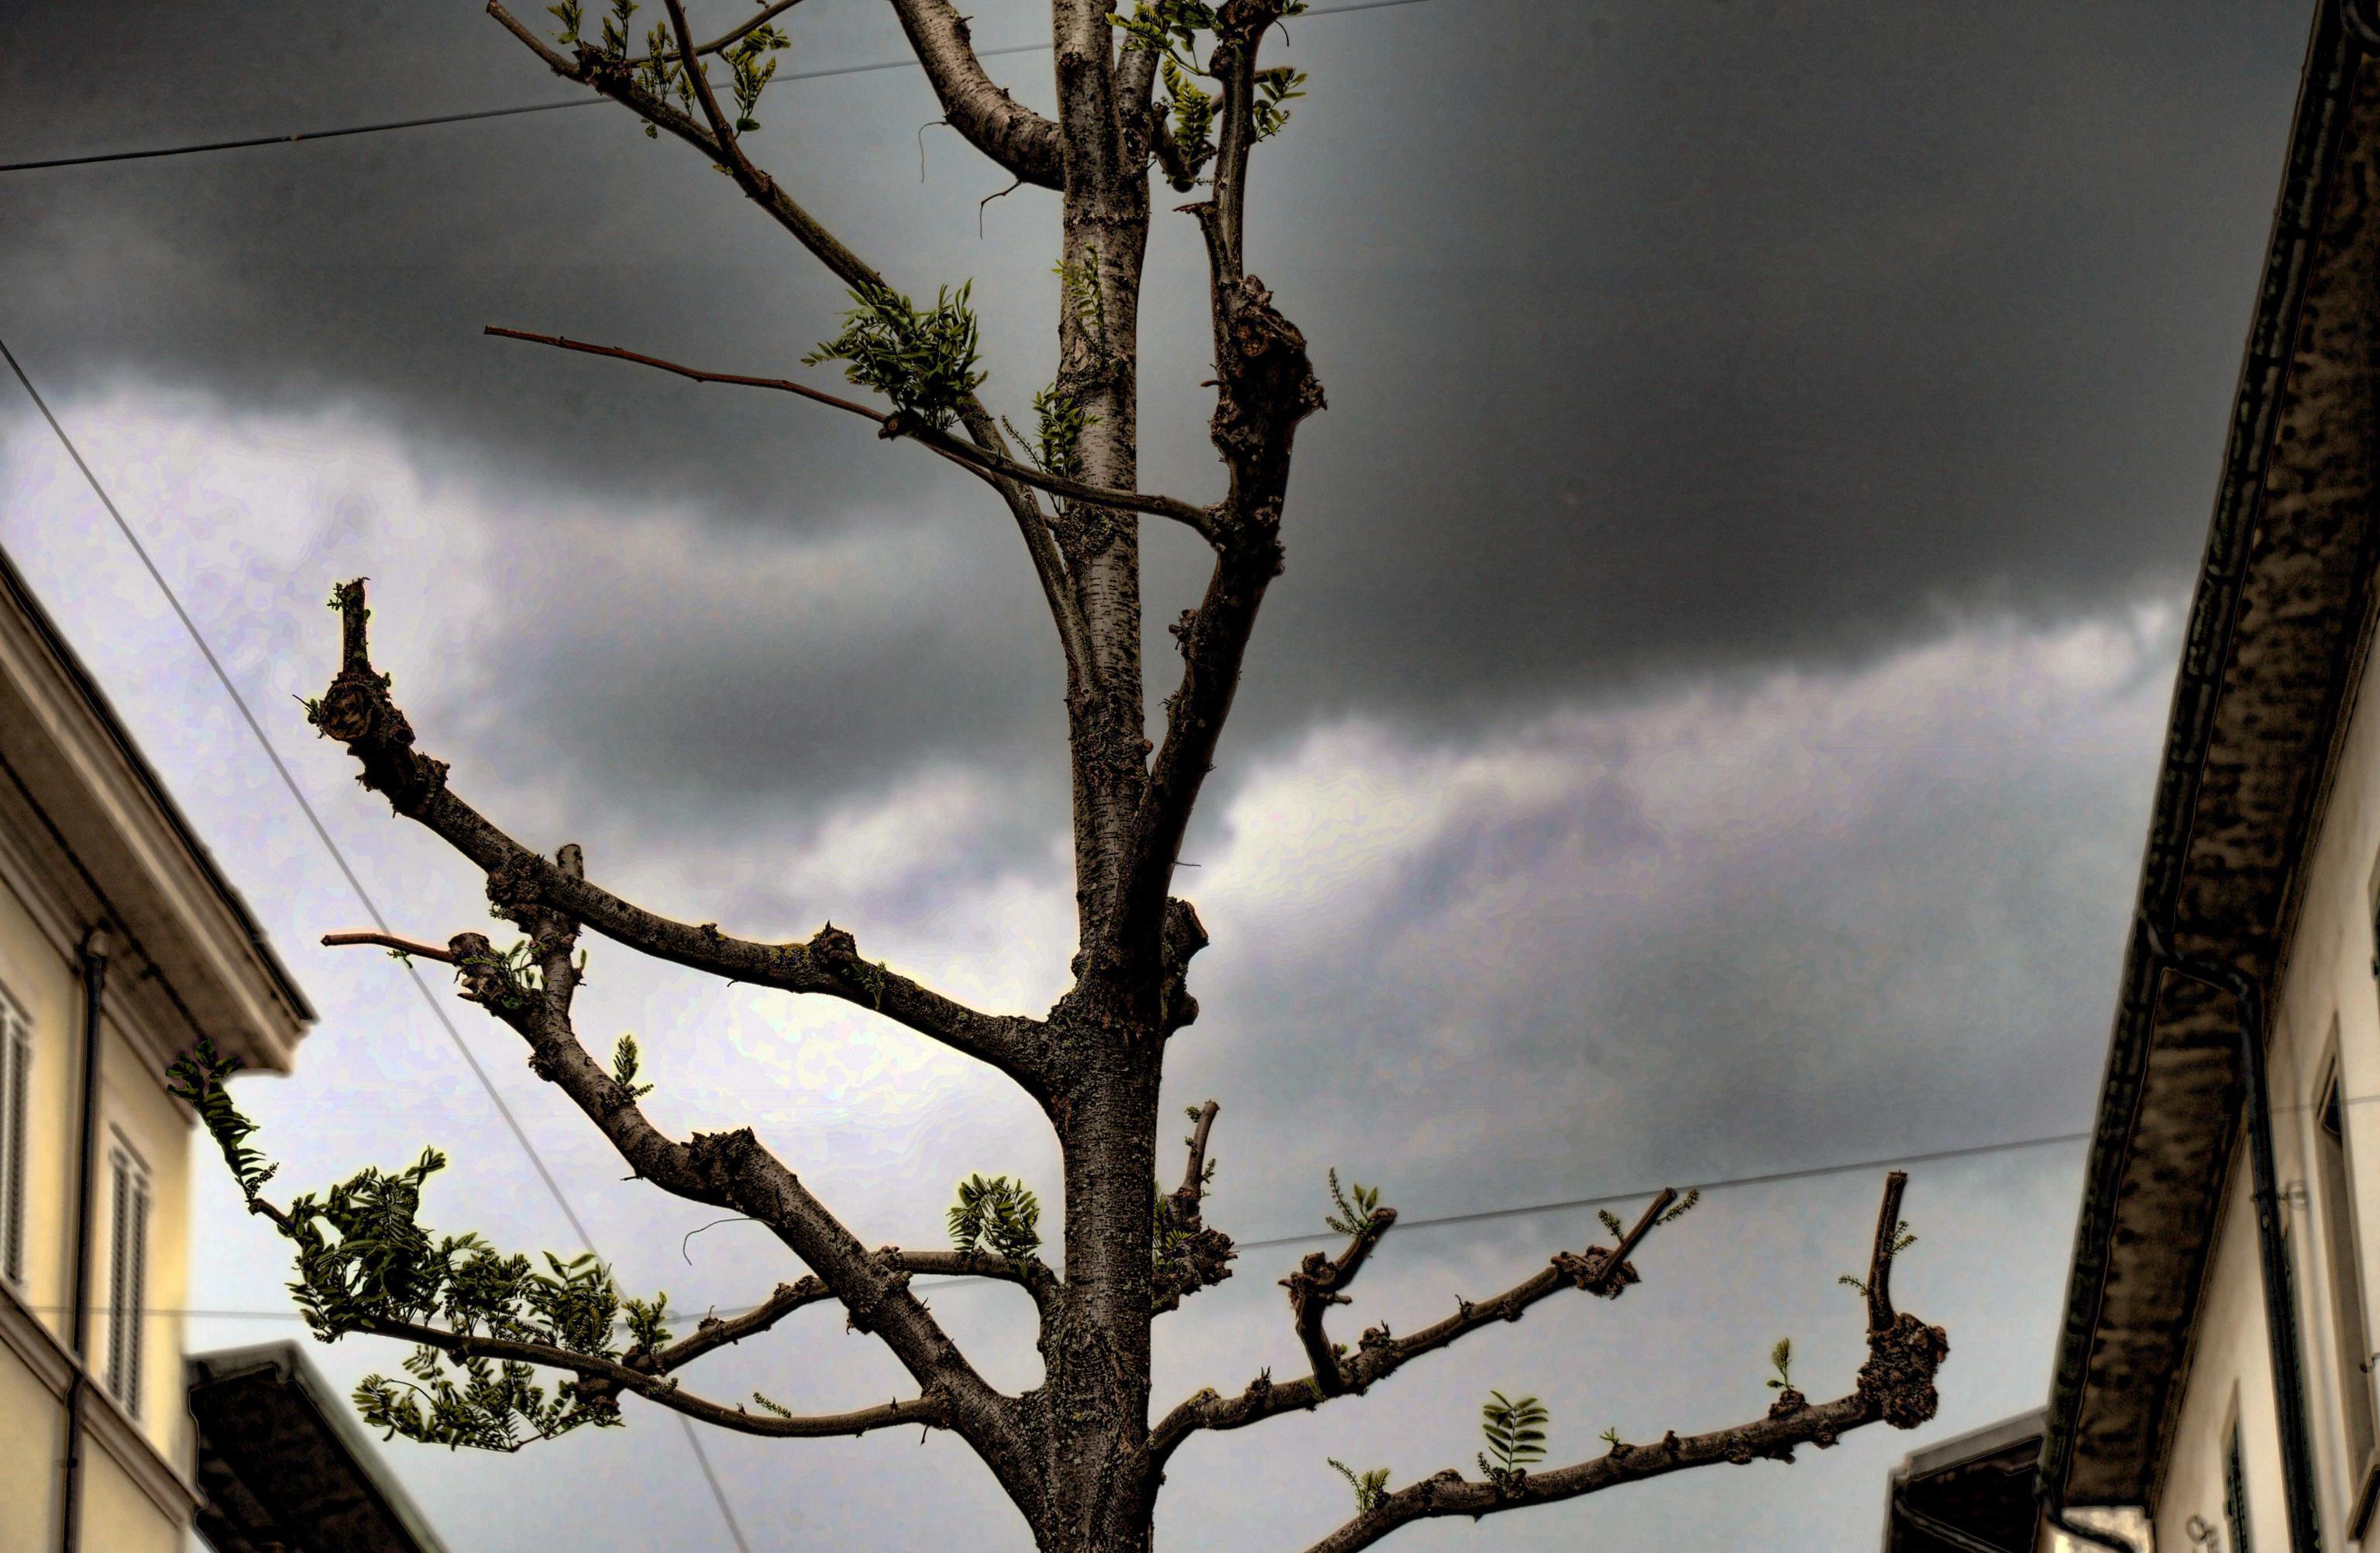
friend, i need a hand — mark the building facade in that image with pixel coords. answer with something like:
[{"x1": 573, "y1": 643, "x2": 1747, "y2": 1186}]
[
  {"x1": 0, "y1": 544, "x2": 312, "y2": 1553},
  {"x1": 1887, "y1": 5, "x2": 2380, "y2": 1551}
]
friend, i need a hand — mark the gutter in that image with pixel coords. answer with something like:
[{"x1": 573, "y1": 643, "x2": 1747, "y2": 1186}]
[
  {"x1": 2137, "y1": 920, "x2": 2323, "y2": 1553},
  {"x1": 57, "y1": 928, "x2": 108, "y2": 1553},
  {"x1": 2038, "y1": 0, "x2": 2362, "y2": 1507}
]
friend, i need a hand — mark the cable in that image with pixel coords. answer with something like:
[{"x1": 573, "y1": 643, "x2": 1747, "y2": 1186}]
[
  {"x1": 1233, "y1": 1124, "x2": 2095, "y2": 1253},
  {"x1": 0, "y1": 0, "x2": 1432, "y2": 175},
  {"x1": 46, "y1": 1120, "x2": 2100, "y2": 1323},
  {"x1": 1, "y1": 333, "x2": 755, "y2": 1553}
]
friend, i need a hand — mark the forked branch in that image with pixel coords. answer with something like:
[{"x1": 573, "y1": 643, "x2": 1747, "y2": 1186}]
[
  {"x1": 1155, "y1": 1190, "x2": 1679, "y2": 1461},
  {"x1": 483, "y1": 0, "x2": 1102, "y2": 684},
  {"x1": 621, "y1": 0, "x2": 808, "y2": 67},
  {"x1": 1154, "y1": 1100, "x2": 1237, "y2": 1314},
  {"x1": 318, "y1": 898, "x2": 1032, "y2": 1476},
  {"x1": 307, "y1": 580, "x2": 1050, "y2": 1091},
  {"x1": 1291, "y1": 1173, "x2": 1948, "y2": 1553},
  {"x1": 888, "y1": 0, "x2": 1064, "y2": 188}
]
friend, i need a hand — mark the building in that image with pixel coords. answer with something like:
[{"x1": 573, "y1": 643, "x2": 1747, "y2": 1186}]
[
  {"x1": 1881, "y1": 4, "x2": 2380, "y2": 1550},
  {"x1": 0, "y1": 544, "x2": 442, "y2": 1552},
  {"x1": 187, "y1": 1343, "x2": 450, "y2": 1553}
]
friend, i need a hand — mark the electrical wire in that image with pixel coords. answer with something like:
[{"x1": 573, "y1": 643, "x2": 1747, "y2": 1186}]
[
  {"x1": 0, "y1": 0, "x2": 1432, "y2": 176},
  {"x1": 37, "y1": 1120, "x2": 2100, "y2": 1323},
  {"x1": 1, "y1": 333, "x2": 755, "y2": 1553}
]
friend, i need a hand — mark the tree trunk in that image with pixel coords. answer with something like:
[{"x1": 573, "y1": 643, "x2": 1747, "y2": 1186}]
[{"x1": 1006, "y1": 1015, "x2": 1160, "y2": 1551}]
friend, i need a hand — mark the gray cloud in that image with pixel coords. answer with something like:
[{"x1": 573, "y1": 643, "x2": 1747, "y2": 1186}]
[
  {"x1": 0, "y1": 1, "x2": 2309, "y2": 787},
  {"x1": 0, "y1": 3, "x2": 2309, "y2": 1548}
]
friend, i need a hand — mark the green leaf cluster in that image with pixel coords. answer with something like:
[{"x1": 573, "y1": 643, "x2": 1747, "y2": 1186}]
[
  {"x1": 948, "y1": 1174, "x2": 1041, "y2": 1261},
  {"x1": 170, "y1": 1041, "x2": 673, "y2": 1453},
  {"x1": 1250, "y1": 66, "x2": 1307, "y2": 141},
  {"x1": 549, "y1": 2, "x2": 790, "y2": 136},
  {"x1": 168, "y1": 1038, "x2": 277, "y2": 1202},
  {"x1": 722, "y1": 23, "x2": 790, "y2": 133},
  {"x1": 1055, "y1": 247, "x2": 1110, "y2": 366},
  {"x1": 1110, "y1": 0, "x2": 1217, "y2": 66},
  {"x1": 610, "y1": 1033, "x2": 655, "y2": 1098},
  {"x1": 1327, "y1": 1457, "x2": 1392, "y2": 1515},
  {"x1": 1764, "y1": 1337, "x2": 1794, "y2": 1390},
  {"x1": 1477, "y1": 1391, "x2": 1548, "y2": 1489},
  {"x1": 456, "y1": 938, "x2": 544, "y2": 1011},
  {"x1": 1161, "y1": 57, "x2": 1213, "y2": 158},
  {"x1": 1002, "y1": 387, "x2": 1096, "y2": 493},
  {"x1": 1323, "y1": 1168, "x2": 1382, "y2": 1238},
  {"x1": 804, "y1": 283, "x2": 986, "y2": 430},
  {"x1": 1112, "y1": 1, "x2": 1312, "y2": 157}
]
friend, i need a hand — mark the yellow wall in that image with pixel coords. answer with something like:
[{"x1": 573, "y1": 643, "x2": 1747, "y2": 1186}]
[
  {"x1": 81, "y1": 1437, "x2": 183, "y2": 1553},
  {"x1": 99, "y1": 1003, "x2": 193, "y2": 1470},
  {"x1": 0, "y1": 849, "x2": 77, "y2": 1348},
  {"x1": 0, "y1": 856, "x2": 197, "y2": 1544},
  {"x1": 0, "y1": 1341, "x2": 62, "y2": 1553}
]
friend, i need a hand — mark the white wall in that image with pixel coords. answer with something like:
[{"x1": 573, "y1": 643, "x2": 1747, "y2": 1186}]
[{"x1": 2156, "y1": 631, "x2": 2380, "y2": 1551}]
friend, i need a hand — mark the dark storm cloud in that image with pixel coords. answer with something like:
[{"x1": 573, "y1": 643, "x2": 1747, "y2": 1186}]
[{"x1": 0, "y1": 2, "x2": 2309, "y2": 811}]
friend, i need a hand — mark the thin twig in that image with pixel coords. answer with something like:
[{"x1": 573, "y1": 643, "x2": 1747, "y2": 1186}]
[
  {"x1": 485, "y1": 325, "x2": 1219, "y2": 536},
  {"x1": 321, "y1": 930, "x2": 458, "y2": 964}
]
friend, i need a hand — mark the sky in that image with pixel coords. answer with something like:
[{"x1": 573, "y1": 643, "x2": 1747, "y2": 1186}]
[{"x1": 0, "y1": 1, "x2": 2322, "y2": 1548}]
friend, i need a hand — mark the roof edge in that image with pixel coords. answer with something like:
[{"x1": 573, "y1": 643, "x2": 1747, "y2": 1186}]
[
  {"x1": 0, "y1": 543, "x2": 314, "y2": 1027},
  {"x1": 2037, "y1": 0, "x2": 2365, "y2": 1503}
]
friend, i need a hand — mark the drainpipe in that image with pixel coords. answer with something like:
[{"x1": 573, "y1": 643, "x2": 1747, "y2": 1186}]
[
  {"x1": 57, "y1": 928, "x2": 108, "y2": 1553},
  {"x1": 2140, "y1": 915, "x2": 2323, "y2": 1553}
]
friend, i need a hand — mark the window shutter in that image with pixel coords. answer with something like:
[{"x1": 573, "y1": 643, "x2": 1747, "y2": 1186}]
[
  {"x1": 107, "y1": 1151, "x2": 129, "y2": 1403},
  {"x1": 126, "y1": 1175, "x2": 147, "y2": 1414},
  {"x1": 1, "y1": 1018, "x2": 26, "y2": 1286}
]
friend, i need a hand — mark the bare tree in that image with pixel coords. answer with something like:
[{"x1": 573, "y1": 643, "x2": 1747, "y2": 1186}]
[{"x1": 172, "y1": 4, "x2": 1952, "y2": 1549}]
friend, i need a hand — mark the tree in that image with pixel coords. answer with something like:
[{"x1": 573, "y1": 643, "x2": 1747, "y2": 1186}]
[{"x1": 172, "y1": 4, "x2": 1952, "y2": 1549}]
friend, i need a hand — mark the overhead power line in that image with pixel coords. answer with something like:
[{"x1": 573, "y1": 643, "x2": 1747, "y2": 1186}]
[
  {"x1": 44, "y1": 1121, "x2": 2099, "y2": 1323},
  {"x1": 0, "y1": 0, "x2": 1432, "y2": 176},
  {"x1": 1, "y1": 334, "x2": 755, "y2": 1553}
]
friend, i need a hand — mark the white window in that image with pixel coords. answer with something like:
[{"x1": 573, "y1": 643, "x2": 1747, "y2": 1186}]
[
  {"x1": 0, "y1": 983, "x2": 28, "y2": 1289},
  {"x1": 105, "y1": 1138, "x2": 149, "y2": 1415},
  {"x1": 2314, "y1": 1059, "x2": 2380, "y2": 1533},
  {"x1": 2225, "y1": 1414, "x2": 2254, "y2": 1553}
]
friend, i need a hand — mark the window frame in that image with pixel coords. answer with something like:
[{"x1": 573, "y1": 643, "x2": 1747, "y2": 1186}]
[
  {"x1": 2226, "y1": 1407, "x2": 2256, "y2": 1553},
  {"x1": 104, "y1": 1131, "x2": 150, "y2": 1418},
  {"x1": 0, "y1": 978, "x2": 27, "y2": 1291}
]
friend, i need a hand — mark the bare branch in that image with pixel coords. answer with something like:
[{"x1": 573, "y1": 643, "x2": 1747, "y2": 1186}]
[
  {"x1": 1863, "y1": 1169, "x2": 1909, "y2": 1334},
  {"x1": 321, "y1": 930, "x2": 456, "y2": 964},
  {"x1": 413, "y1": 919, "x2": 1036, "y2": 1477},
  {"x1": 1284, "y1": 1202, "x2": 1398, "y2": 1396},
  {"x1": 1298, "y1": 1394, "x2": 1876, "y2": 1553},
  {"x1": 1154, "y1": 1100, "x2": 1236, "y2": 1313},
  {"x1": 1189, "y1": 2, "x2": 1291, "y2": 285},
  {"x1": 651, "y1": 1277, "x2": 833, "y2": 1372},
  {"x1": 357, "y1": 1312, "x2": 948, "y2": 1441},
  {"x1": 308, "y1": 580, "x2": 1050, "y2": 1090},
  {"x1": 888, "y1": 0, "x2": 1064, "y2": 188},
  {"x1": 897, "y1": 1248, "x2": 1062, "y2": 1317},
  {"x1": 1177, "y1": 1100, "x2": 1219, "y2": 1200},
  {"x1": 1154, "y1": 1192, "x2": 1677, "y2": 1461},
  {"x1": 1288, "y1": 1175, "x2": 1949, "y2": 1553},
  {"x1": 484, "y1": 326, "x2": 1218, "y2": 537}
]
